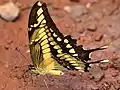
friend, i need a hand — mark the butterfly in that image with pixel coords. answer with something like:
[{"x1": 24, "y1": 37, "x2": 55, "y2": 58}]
[{"x1": 28, "y1": 1, "x2": 108, "y2": 75}]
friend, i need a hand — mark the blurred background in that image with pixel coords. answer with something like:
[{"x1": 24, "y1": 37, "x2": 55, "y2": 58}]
[{"x1": 0, "y1": 0, "x2": 120, "y2": 90}]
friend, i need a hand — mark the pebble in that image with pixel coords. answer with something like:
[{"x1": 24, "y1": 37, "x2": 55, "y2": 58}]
[
  {"x1": 95, "y1": 34, "x2": 103, "y2": 41},
  {"x1": 64, "y1": 5, "x2": 88, "y2": 19},
  {"x1": 90, "y1": 66, "x2": 104, "y2": 82},
  {"x1": 112, "y1": 38, "x2": 120, "y2": 50},
  {"x1": 70, "y1": 0, "x2": 79, "y2": 2},
  {"x1": 99, "y1": 63, "x2": 108, "y2": 70},
  {"x1": 87, "y1": 24, "x2": 97, "y2": 31},
  {"x1": 0, "y1": 2, "x2": 20, "y2": 21},
  {"x1": 113, "y1": 59, "x2": 120, "y2": 69}
]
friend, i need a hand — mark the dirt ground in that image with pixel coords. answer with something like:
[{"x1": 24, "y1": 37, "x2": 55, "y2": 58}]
[{"x1": 0, "y1": 0, "x2": 120, "y2": 90}]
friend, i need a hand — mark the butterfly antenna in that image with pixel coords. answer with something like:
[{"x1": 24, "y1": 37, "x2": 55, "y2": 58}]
[{"x1": 15, "y1": 47, "x2": 31, "y2": 67}]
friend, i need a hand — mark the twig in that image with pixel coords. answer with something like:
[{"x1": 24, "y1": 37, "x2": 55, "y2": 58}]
[{"x1": 44, "y1": 79, "x2": 49, "y2": 90}]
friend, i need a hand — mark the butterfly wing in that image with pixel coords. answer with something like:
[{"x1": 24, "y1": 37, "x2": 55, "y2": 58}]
[
  {"x1": 28, "y1": 1, "x2": 66, "y2": 75},
  {"x1": 28, "y1": 1, "x2": 107, "y2": 75}
]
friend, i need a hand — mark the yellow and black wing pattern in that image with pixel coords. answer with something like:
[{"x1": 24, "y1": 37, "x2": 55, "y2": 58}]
[{"x1": 28, "y1": 1, "x2": 107, "y2": 75}]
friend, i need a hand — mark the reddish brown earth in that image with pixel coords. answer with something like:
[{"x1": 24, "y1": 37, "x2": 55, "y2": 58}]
[{"x1": 0, "y1": 0, "x2": 120, "y2": 90}]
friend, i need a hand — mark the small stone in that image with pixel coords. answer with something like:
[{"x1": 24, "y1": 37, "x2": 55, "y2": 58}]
[
  {"x1": 99, "y1": 63, "x2": 108, "y2": 70},
  {"x1": 95, "y1": 34, "x2": 103, "y2": 41},
  {"x1": 64, "y1": 6, "x2": 71, "y2": 13},
  {"x1": 86, "y1": 3, "x2": 91, "y2": 8},
  {"x1": 70, "y1": 0, "x2": 79, "y2": 2},
  {"x1": 91, "y1": 85, "x2": 99, "y2": 90},
  {"x1": 90, "y1": 66, "x2": 104, "y2": 82},
  {"x1": 4, "y1": 46, "x2": 9, "y2": 50},
  {"x1": 111, "y1": 71, "x2": 119, "y2": 77},
  {"x1": 0, "y1": 2, "x2": 20, "y2": 21},
  {"x1": 87, "y1": 24, "x2": 97, "y2": 31},
  {"x1": 113, "y1": 59, "x2": 120, "y2": 69},
  {"x1": 64, "y1": 5, "x2": 88, "y2": 18},
  {"x1": 112, "y1": 39, "x2": 120, "y2": 50}
]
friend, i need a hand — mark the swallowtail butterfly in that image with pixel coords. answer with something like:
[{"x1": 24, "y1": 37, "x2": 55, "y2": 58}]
[{"x1": 28, "y1": 1, "x2": 108, "y2": 75}]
